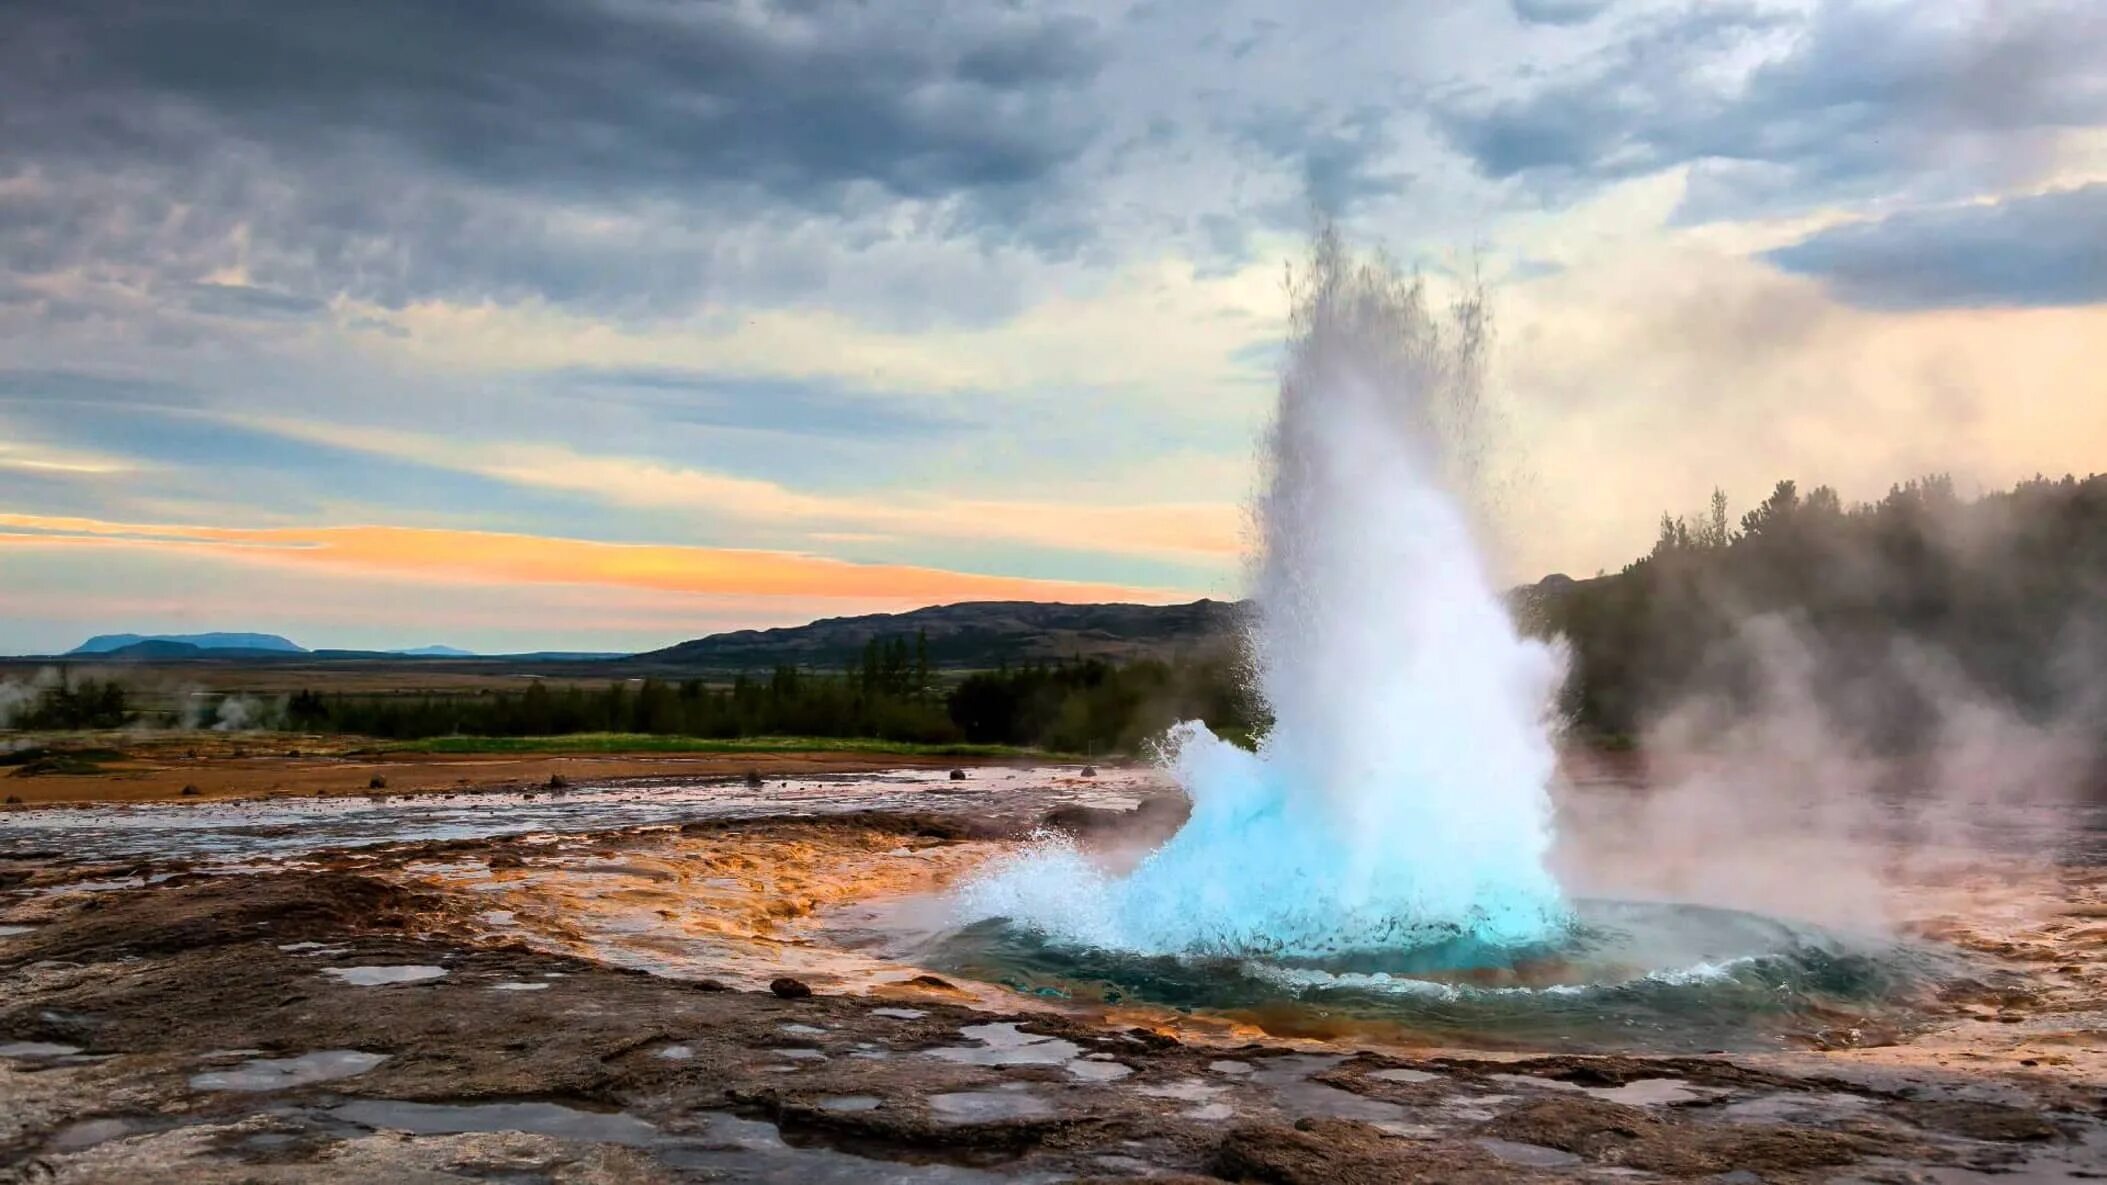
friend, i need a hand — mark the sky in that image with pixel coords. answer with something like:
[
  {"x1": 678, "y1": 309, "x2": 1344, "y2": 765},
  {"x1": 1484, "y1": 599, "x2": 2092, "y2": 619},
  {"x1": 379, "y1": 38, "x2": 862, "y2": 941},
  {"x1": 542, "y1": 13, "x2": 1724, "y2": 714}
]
[{"x1": 2, "y1": 0, "x2": 2104, "y2": 655}]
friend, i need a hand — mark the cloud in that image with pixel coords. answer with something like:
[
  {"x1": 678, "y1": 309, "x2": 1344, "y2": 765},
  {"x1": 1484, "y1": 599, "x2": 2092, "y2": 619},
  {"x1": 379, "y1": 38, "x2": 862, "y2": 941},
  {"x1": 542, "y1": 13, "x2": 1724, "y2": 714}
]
[
  {"x1": 0, "y1": 513, "x2": 1191, "y2": 606},
  {"x1": 0, "y1": 439, "x2": 134, "y2": 476},
  {"x1": 1437, "y1": 0, "x2": 2107, "y2": 219},
  {"x1": 227, "y1": 414, "x2": 1245, "y2": 565},
  {"x1": 1764, "y1": 184, "x2": 2107, "y2": 310},
  {"x1": 6, "y1": 0, "x2": 1104, "y2": 208},
  {"x1": 0, "y1": 0, "x2": 1113, "y2": 327},
  {"x1": 1509, "y1": 0, "x2": 1611, "y2": 27},
  {"x1": 0, "y1": 368, "x2": 198, "y2": 409},
  {"x1": 540, "y1": 369, "x2": 963, "y2": 440},
  {"x1": 181, "y1": 282, "x2": 328, "y2": 321}
]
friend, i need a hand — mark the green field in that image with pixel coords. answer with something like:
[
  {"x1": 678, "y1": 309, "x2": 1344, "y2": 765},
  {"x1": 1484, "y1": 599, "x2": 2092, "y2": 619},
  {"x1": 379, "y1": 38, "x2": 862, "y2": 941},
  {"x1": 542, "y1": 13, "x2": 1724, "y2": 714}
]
[{"x1": 378, "y1": 733, "x2": 1047, "y2": 758}]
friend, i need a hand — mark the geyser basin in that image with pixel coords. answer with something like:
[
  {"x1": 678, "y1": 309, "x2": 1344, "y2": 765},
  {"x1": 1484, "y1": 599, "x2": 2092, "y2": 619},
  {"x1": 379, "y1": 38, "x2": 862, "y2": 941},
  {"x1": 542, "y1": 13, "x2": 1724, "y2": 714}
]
[{"x1": 886, "y1": 897, "x2": 1958, "y2": 1054}]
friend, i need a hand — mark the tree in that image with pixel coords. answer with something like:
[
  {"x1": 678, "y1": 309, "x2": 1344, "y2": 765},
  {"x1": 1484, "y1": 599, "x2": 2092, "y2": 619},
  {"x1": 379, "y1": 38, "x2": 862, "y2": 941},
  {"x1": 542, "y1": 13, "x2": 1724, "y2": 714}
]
[{"x1": 1740, "y1": 479, "x2": 1800, "y2": 539}]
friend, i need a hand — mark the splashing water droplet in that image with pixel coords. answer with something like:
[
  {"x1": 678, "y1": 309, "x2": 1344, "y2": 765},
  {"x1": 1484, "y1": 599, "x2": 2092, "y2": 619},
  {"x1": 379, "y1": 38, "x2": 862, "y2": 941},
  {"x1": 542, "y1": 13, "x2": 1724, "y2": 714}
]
[{"x1": 963, "y1": 233, "x2": 1569, "y2": 959}]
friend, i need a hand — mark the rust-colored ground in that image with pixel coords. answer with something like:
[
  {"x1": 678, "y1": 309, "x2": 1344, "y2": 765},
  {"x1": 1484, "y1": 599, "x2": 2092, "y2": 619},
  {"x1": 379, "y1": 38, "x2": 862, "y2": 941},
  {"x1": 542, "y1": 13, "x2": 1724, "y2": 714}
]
[{"x1": 1, "y1": 735, "x2": 1020, "y2": 807}]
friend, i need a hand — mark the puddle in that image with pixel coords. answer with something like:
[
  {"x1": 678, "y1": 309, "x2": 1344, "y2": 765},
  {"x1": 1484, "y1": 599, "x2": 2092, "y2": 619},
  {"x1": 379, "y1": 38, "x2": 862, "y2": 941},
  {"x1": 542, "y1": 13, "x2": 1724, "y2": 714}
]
[
  {"x1": 1488, "y1": 1072, "x2": 1589, "y2": 1094},
  {"x1": 49, "y1": 1116, "x2": 150, "y2": 1152},
  {"x1": 779, "y1": 1023, "x2": 828, "y2": 1036},
  {"x1": 656, "y1": 1045, "x2": 695, "y2": 1061},
  {"x1": 0, "y1": 925, "x2": 36, "y2": 937},
  {"x1": 324, "y1": 965, "x2": 447, "y2": 986},
  {"x1": 240, "y1": 1132, "x2": 303, "y2": 1151},
  {"x1": 1720, "y1": 1091, "x2": 1872, "y2": 1123},
  {"x1": 1369, "y1": 1067, "x2": 1440, "y2": 1084},
  {"x1": 927, "y1": 1022, "x2": 1136, "y2": 1083},
  {"x1": 1582, "y1": 1077, "x2": 1725, "y2": 1106},
  {"x1": 928, "y1": 1091, "x2": 1054, "y2": 1124},
  {"x1": 0, "y1": 1042, "x2": 83, "y2": 1058},
  {"x1": 818, "y1": 1095, "x2": 884, "y2": 1112},
  {"x1": 489, "y1": 981, "x2": 548, "y2": 992},
  {"x1": 189, "y1": 1050, "x2": 388, "y2": 1092},
  {"x1": 870, "y1": 1008, "x2": 925, "y2": 1020},
  {"x1": 1208, "y1": 1059, "x2": 1254, "y2": 1076},
  {"x1": 1186, "y1": 1102, "x2": 1236, "y2": 1121},
  {"x1": 1478, "y1": 1137, "x2": 1585, "y2": 1168},
  {"x1": 1248, "y1": 1055, "x2": 1414, "y2": 1128},
  {"x1": 773, "y1": 1048, "x2": 827, "y2": 1061},
  {"x1": 930, "y1": 1023, "x2": 1081, "y2": 1067},
  {"x1": 1066, "y1": 1059, "x2": 1132, "y2": 1082},
  {"x1": 667, "y1": 1112, "x2": 1039, "y2": 1183},
  {"x1": 1138, "y1": 1079, "x2": 1224, "y2": 1102},
  {"x1": 331, "y1": 1099, "x2": 659, "y2": 1146}
]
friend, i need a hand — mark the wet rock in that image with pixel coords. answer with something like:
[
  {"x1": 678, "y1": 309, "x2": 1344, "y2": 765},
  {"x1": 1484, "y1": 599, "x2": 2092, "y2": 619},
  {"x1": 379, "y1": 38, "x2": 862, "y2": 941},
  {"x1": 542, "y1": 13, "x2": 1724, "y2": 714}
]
[
  {"x1": 743, "y1": 1086, "x2": 1076, "y2": 1152},
  {"x1": 179, "y1": 785, "x2": 201, "y2": 797},
  {"x1": 1898, "y1": 1099, "x2": 2066, "y2": 1142},
  {"x1": 692, "y1": 978, "x2": 732, "y2": 992},
  {"x1": 2, "y1": 795, "x2": 19, "y2": 805},
  {"x1": 949, "y1": 768, "x2": 967, "y2": 780},
  {"x1": 745, "y1": 769, "x2": 765, "y2": 788},
  {"x1": 1477, "y1": 1096, "x2": 1884, "y2": 1176},
  {"x1": 1068, "y1": 1179, "x2": 1218, "y2": 1185},
  {"x1": 770, "y1": 977, "x2": 813, "y2": 999},
  {"x1": 679, "y1": 809, "x2": 1003, "y2": 842},
  {"x1": 486, "y1": 852, "x2": 526, "y2": 870},
  {"x1": 546, "y1": 774, "x2": 570, "y2": 790},
  {"x1": 3, "y1": 872, "x2": 444, "y2": 962},
  {"x1": 1213, "y1": 1117, "x2": 1511, "y2": 1184},
  {"x1": 1079, "y1": 765, "x2": 1097, "y2": 777},
  {"x1": 1040, "y1": 794, "x2": 1191, "y2": 841},
  {"x1": 368, "y1": 775, "x2": 388, "y2": 790}
]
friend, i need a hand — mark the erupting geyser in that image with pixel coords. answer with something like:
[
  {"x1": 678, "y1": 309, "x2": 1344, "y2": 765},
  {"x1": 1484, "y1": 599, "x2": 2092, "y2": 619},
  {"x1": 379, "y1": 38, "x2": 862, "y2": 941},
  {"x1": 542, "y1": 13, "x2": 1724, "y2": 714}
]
[{"x1": 965, "y1": 235, "x2": 1572, "y2": 958}]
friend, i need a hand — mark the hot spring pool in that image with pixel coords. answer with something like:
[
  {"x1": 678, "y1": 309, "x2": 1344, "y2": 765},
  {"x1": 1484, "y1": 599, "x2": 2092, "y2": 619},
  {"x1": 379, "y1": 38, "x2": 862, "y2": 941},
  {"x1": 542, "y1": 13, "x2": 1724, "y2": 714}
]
[{"x1": 834, "y1": 896, "x2": 1965, "y2": 1054}]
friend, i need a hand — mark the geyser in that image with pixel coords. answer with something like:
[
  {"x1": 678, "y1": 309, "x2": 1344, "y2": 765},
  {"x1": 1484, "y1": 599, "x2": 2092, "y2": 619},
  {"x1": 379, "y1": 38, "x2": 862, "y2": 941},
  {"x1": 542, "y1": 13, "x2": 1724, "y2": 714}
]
[{"x1": 965, "y1": 235, "x2": 1570, "y2": 958}]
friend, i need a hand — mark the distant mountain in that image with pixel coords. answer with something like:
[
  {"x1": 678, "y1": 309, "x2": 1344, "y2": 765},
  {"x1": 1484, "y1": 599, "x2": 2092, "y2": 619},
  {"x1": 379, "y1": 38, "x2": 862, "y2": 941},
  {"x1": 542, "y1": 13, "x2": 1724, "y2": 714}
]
[
  {"x1": 87, "y1": 640, "x2": 310, "y2": 662},
  {"x1": 635, "y1": 599, "x2": 1246, "y2": 671},
  {"x1": 70, "y1": 632, "x2": 306, "y2": 656},
  {"x1": 391, "y1": 645, "x2": 478, "y2": 657}
]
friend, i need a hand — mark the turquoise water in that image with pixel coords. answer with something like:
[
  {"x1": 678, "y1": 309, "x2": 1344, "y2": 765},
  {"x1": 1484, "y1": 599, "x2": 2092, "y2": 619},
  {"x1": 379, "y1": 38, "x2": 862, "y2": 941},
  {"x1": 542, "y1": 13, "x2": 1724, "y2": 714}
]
[{"x1": 909, "y1": 897, "x2": 1958, "y2": 1053}]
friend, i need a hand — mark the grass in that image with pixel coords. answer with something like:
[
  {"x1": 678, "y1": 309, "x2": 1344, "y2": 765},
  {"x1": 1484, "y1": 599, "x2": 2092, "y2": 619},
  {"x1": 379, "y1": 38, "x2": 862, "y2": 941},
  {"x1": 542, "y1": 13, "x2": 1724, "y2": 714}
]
[
  {"x1": 1, "y1": 748, "x2": 124, "y2": 776},
  {"x1": 377, "y1": 733, "x2": 1046, "y2": 758}
]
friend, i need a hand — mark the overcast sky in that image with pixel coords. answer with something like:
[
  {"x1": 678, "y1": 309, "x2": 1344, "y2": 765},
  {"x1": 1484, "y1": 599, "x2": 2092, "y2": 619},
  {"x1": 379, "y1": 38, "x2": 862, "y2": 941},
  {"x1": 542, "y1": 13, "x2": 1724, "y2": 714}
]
[{"x1": 3, "y1": 0, "x2": 2103, "y2": 653}]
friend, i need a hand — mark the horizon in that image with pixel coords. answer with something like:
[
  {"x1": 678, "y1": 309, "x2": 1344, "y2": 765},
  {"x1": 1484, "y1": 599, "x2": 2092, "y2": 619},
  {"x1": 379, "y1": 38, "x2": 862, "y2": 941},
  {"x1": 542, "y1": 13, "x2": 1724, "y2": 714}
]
[{"x1": 4, "y1": 1, "x2": 2105, "y2": 654}]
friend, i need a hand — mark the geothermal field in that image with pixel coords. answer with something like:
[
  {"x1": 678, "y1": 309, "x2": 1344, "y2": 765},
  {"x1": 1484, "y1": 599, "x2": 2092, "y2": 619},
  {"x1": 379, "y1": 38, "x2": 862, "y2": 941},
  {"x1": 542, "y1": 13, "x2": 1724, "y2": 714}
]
[{"x1": 5, "y1": 244, "x2": 2106, "y2": 1183}]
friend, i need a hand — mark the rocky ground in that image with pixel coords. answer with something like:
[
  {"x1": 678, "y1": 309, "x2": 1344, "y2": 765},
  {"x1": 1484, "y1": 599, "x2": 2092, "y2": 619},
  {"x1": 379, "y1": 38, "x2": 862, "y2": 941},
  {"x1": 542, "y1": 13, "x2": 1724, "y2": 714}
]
[{"x1": 4, "y1": 776, "x2": 2106, "y2": 1183}]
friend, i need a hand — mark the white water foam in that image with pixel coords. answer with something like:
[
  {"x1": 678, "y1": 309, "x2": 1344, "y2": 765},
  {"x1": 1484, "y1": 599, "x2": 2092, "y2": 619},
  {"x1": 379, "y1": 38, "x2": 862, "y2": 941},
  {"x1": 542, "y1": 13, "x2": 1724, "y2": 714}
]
[{"x1": 963, "y1": 235, "x2": 1569, "y2": 958}]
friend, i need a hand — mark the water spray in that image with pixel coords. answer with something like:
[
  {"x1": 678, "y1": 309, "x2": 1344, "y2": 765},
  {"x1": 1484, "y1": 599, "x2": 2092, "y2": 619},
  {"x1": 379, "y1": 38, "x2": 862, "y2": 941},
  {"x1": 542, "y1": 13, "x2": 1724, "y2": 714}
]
[{"x1": 965, "y1": 233, "x2": 1570, "y2": 958}]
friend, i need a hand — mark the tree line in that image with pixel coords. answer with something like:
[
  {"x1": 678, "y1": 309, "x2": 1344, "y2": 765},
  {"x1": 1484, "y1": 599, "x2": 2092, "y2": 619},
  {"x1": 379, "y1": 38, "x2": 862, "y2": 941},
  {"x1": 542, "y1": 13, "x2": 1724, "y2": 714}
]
[
  {"x1": 1523, "y1": 472, "x2": 2107, "y2": 747},
  {"x1": 279, "y1": 647, "x2": 1257, "y2": 755}
]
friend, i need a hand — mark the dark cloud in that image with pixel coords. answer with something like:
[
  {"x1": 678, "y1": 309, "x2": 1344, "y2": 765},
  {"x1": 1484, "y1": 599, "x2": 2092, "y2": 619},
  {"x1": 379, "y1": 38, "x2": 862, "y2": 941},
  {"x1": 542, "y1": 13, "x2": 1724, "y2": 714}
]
[
  {"x1": 1509, "y1": 0, "x2": 1611, "y2": 26},
  {"x1": 6, "y1": 0, "x2": 1103, "y2": 205},
  {"x1": 1438, "y1": 1, "x2": 2107, "y2": 218},
  {"x1": 1240, "y1": 108, "x2": 1404, "y2": 219},
  {"x1": 1765, "y1": 184, "x2": 2107, "y2": 310},
  {"x1": 0, "y1": 0, "x2": 1109, "y2": 322},
  {"x1": 182, "y1": 283, "x2": 328, "y2": 321}
]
